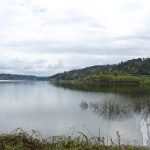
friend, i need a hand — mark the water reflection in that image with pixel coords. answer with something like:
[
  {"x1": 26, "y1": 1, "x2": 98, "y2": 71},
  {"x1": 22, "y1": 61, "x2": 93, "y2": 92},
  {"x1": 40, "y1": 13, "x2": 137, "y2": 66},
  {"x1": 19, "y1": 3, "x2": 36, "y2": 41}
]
[
  {"x1": 80, "y1": 96, "x2": 150, "y2": 146},
  {"x1": 80, "y1": 100, "x2": 132, "y2": 120},
  {"x1": 52, "y1": 82, "x2": 150, "y2": 97},
  {"x1": 53, "y1": 82, "x2": 150, "y2": 146},
  {"x1": 140, "y1": 116, "x2": 150, "y2": 146},
  {"x1": 80, "y1": 93, "x2": 150, "y2": 118},
  {"x1": 1, "y1": 81, "x2": 150, "y2": 146},
  {"x1": 139, "y1": 106, "x2": 150, "y2": 146}
]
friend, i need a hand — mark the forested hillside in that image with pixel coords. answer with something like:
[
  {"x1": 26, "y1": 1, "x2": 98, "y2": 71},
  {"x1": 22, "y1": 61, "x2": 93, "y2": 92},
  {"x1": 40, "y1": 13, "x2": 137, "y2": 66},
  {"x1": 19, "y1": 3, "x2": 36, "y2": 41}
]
[
  {"x1": 0, "y1": 74, "x2": 48, "y2": 81},
  {"x1": 50, "y1": 58, "x2": 150, "y2": 85}
]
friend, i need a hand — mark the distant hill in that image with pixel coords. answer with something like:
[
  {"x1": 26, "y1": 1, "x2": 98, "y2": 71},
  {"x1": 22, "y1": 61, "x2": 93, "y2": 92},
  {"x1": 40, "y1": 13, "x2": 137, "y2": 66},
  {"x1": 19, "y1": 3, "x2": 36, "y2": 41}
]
[
  {"x1": 51, "y1": 58, "x2": 150, "y2": 79},
  {"x1": 50, "y1": 58, "x2": 150, "y2": 85},
  {"x1": 0, "y1": 74, "x2": 48, "y2": 81}
]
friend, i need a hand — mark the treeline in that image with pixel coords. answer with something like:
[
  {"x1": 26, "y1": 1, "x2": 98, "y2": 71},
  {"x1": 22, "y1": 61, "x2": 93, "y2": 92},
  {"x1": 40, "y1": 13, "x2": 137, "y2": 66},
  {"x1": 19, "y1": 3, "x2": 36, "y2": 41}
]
[
  {"x1": 50, "y1": 58, "x2": 150, "y2": 85},
  {"x1": 0, "y1": 74, "x2": 48, "y2": 81},
  {"x1": 115, "y1": 58, "x2": 150, "y2": 75}
]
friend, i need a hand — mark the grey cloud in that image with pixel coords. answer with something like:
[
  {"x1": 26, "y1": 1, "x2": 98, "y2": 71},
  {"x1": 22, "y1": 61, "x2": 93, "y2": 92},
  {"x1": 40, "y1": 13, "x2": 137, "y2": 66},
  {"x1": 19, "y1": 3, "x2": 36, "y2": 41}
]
[
  {"x1": 0, "y1": 0, "x2": 150, "y2": 75},
  {"x1": 0, "y1": 58, "x2": 48, "y2": 75},
  {"x1": 121, "y1": 2, "x2": 144, "y2": 12},
  {"x1": 3, "y1": 37, "x2": 149, "y2": 56},
  {"x1": 41, "y1": 9, "x2": 106, "y2": 30}
]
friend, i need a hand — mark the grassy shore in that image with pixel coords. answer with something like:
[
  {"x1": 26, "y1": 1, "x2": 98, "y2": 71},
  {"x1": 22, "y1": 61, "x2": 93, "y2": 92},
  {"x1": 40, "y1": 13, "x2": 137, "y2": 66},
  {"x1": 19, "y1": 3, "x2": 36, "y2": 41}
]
[
  {"x1": 50, "y1": 74, "x2": 150, "y2": 87},
  {"x1": 0, "y1": 128, "x2": 148, "y2": 150}
]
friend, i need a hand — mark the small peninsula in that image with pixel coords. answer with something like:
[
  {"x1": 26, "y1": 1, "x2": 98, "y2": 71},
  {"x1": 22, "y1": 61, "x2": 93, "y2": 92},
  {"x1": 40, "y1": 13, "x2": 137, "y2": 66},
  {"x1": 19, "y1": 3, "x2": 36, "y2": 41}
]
[{"x1": 50, "y1": 58, "x2": 150, "y2": 86}]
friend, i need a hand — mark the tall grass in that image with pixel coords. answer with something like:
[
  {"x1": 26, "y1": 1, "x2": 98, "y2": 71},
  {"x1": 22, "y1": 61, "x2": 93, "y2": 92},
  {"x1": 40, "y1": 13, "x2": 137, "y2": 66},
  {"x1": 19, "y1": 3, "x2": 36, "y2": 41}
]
[{"x1": 0, "y1": 128, "x2": 149, "y2": 150}]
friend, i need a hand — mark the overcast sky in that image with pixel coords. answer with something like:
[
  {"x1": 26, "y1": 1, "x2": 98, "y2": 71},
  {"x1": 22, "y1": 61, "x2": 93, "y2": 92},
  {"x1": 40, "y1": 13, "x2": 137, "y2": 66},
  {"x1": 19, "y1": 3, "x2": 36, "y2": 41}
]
[{"x1": 0, "y1": 0, "x2": 150, "y2": 76}]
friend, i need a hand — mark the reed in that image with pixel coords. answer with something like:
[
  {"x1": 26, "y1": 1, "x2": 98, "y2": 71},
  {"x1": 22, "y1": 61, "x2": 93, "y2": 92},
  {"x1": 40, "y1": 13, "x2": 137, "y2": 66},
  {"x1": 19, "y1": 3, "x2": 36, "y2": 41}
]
[{"x1": 0, "y1": 128, "x2": 148, "y2": 150}]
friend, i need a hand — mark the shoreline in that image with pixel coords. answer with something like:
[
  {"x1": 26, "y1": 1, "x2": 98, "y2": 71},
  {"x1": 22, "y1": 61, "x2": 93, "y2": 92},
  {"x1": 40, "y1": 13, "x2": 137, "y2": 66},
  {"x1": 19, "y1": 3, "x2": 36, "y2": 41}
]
[{"x1": 0, "y1": 129, "x2": 148, "y2": 150}]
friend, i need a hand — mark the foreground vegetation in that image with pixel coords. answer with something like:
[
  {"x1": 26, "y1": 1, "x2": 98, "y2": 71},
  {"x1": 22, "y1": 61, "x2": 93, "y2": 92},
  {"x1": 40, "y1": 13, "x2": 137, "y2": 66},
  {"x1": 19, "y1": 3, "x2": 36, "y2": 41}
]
[{"x1": 0, "y1": 128, "x2": 148, "y2": 150}]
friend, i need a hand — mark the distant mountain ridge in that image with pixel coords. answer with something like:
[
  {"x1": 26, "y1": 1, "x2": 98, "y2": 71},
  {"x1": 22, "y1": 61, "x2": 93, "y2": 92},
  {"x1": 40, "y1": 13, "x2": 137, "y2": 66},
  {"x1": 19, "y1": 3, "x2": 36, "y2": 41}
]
[
  {"x1": 50, "y1": 58, "x2": 150, "y2": 82},
  {"x1": 0, "y1": 74, "x2": 48, "y2": 81}
]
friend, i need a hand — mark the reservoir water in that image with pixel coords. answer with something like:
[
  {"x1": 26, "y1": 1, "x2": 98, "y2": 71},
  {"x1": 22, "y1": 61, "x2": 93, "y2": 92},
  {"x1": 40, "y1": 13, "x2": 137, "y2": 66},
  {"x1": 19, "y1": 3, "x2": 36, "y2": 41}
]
[{"x1": 0, "y1": 81, "x2": 150, "y2": 146}]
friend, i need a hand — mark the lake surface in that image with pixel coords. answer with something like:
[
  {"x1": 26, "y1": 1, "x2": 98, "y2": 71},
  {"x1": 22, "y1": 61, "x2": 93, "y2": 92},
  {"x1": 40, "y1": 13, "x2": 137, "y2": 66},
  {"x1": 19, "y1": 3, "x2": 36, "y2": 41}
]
[{"x1": 0, "y1": 81, "x2": 150, "y2": 146}]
